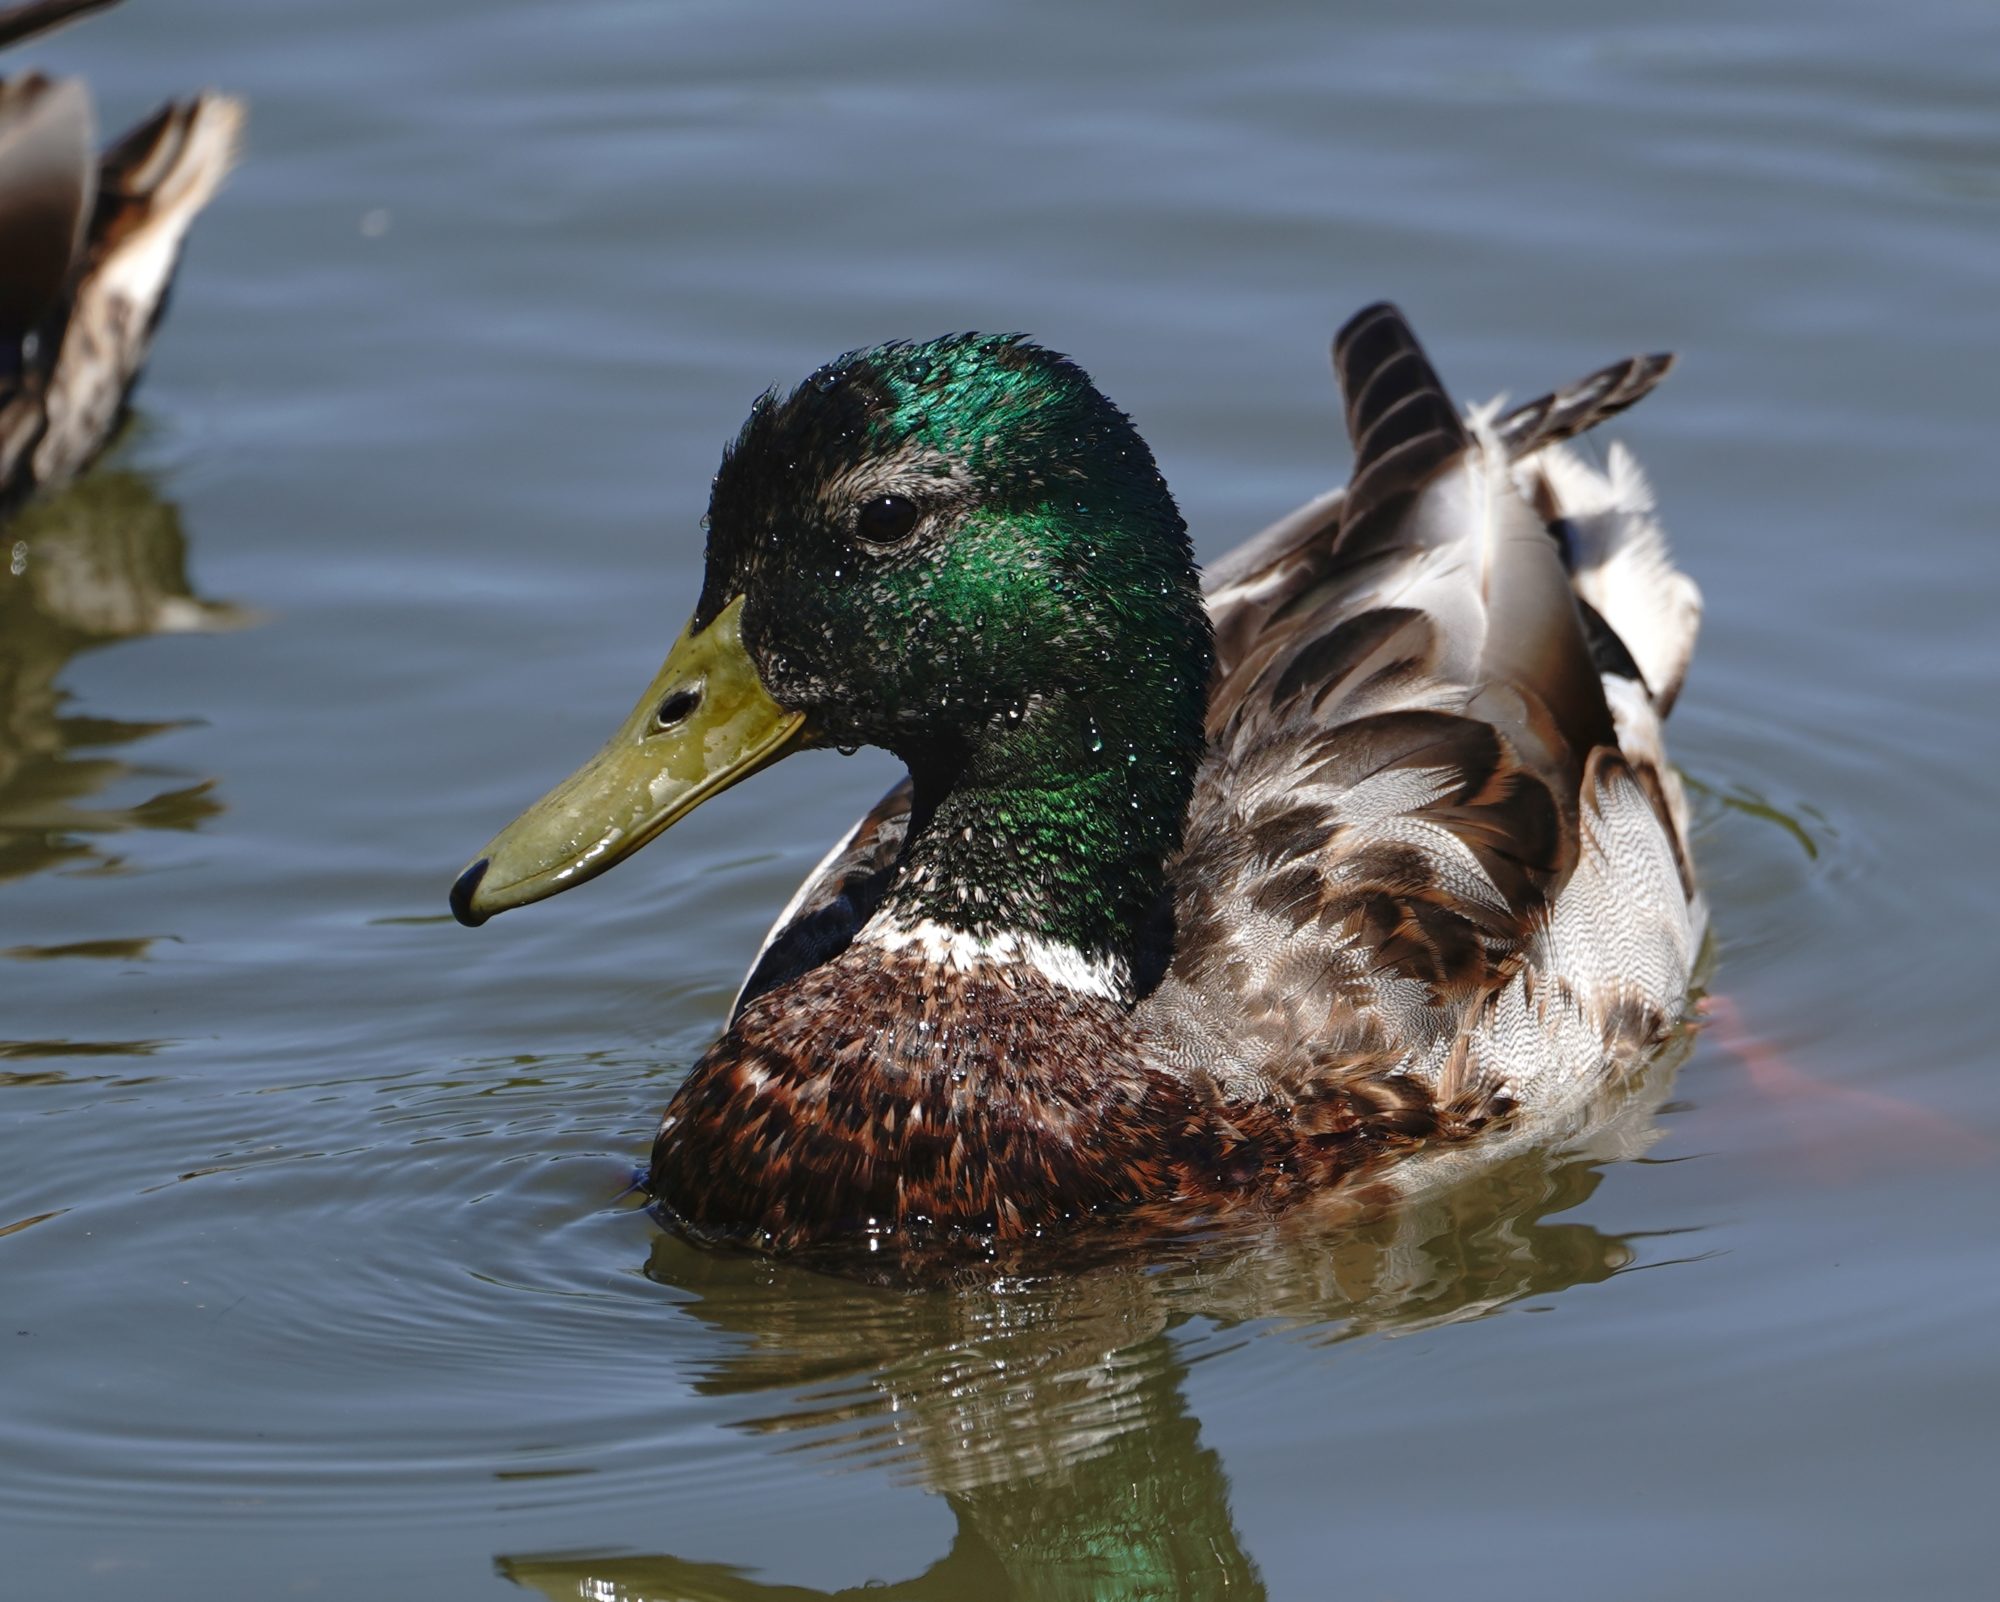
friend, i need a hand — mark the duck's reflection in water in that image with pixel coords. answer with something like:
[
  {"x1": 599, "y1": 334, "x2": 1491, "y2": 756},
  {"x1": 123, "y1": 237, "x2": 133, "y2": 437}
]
[
  {"x1": 498, "y1": 1050, "x2": 1688, "y2": 1602},
  {"x1": 0, "y1": 464, "x2": 244, "y2": 883}
]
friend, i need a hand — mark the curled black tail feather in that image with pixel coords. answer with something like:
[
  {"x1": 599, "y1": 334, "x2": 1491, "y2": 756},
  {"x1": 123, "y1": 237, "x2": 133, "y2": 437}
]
[{"x1": 1493, "y1": 351, "x2": 1675, "y2": 459}]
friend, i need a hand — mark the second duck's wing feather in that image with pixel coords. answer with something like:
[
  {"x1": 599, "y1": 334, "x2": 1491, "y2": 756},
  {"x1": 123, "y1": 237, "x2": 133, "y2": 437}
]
[
  {"x1": 0, "y1": 70, "x2": 91, "y2": 503},
  {"x1": 0, "y1": 1, "x2": 120, "y2": 52},
  {"x1": 25, "y1": 91, "x2": 243, "y2": 491}
]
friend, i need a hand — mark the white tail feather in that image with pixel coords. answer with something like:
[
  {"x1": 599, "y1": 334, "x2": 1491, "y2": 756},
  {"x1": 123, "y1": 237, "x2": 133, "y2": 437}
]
[{"x1": 1519, "y1": 439, "x2": 1702, "y2": 713}]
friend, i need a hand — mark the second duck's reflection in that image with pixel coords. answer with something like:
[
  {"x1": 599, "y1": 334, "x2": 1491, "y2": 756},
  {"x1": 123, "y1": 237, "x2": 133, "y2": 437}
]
[
  {"x1": 500, "y1": 1054, "x2": 1688, "y2": 1602},
  {"x1": 0, "y1": 463, "x2": 243, "y2": 882}
]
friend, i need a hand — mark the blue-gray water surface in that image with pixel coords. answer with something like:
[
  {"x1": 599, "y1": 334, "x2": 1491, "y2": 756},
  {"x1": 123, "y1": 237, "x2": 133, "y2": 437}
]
[{"x1": 4, "y1": 2, "x2": 1997, "y2": 1597}]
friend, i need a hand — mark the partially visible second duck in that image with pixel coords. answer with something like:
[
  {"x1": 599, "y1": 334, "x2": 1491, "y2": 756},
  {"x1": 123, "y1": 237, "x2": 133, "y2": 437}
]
[
  {"x1": 452, "y1": 301, "x2": 1704, "y2": 1261},
  {"x1": 0, "y1": 0, "x2": 243, "y2": 518}
]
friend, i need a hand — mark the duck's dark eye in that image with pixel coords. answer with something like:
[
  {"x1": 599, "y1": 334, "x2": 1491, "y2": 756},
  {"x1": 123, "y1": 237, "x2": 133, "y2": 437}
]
[{"x1": 854, "y1": 493, "x2": 921, "y2": 546}]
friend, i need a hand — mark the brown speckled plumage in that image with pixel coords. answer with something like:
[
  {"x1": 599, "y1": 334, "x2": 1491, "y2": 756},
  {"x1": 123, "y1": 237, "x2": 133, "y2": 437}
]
[{"x1": 655, "y1": 944, "x2": 1520, "y2": 1258}]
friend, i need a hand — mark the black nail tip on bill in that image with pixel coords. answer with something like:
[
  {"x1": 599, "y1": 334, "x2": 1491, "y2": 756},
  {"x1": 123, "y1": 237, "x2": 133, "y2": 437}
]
[{"x1": 449, "y1": 858, "x2": 491, "y2": 927}]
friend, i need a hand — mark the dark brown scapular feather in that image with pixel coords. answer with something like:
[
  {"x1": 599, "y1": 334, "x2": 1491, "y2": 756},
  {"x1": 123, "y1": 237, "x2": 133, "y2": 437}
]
[
  {"x1": 0, "y1": 72, "x2": 91, "y2": 344},
  {"x1": 1328, "y1": 301, "x2": 1471, "y2": 563}
]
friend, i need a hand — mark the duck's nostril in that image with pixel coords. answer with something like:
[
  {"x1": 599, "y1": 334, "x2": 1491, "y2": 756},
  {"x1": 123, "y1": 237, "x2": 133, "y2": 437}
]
[
  {"x1": 656, "y1": 685, "x2": 702, "y2": 729},
  {"x1": 449, "y1": 858, "x2": 491, "y2": 927}
]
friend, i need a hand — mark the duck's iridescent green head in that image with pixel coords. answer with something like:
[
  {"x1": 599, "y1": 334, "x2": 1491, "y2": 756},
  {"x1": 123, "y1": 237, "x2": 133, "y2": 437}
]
[
  {"x1": 453, "y1": 335, "x2": 1212, "y2": 960},
  {"x1": 699, "y1": 335, "x2": 1206, "y2": 760}
]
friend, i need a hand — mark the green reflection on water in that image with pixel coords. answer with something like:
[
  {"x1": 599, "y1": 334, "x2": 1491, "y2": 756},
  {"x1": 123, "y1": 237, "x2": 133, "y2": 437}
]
[
  {"x1": 2, "y1": 934, "x2": 165, "y2": 959},
  {"x1": 1681, "y1": 769, "x2": 1827, "y2": 862},
  {"x1": 499, "y1": 1051, "x2": 1686, "y2": 1601},
  {"x1": 0, "y1": 1037, "x2": 166, "y2": 1059},
  {"x1": 0, "y1": 460, "x2": 246, "y2": 884}
]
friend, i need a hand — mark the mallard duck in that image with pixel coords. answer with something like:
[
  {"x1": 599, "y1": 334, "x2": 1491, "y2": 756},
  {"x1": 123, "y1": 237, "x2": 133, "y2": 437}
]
[
  {"x1": 0, "y1": 0, "x2": 244, "y2": 518},
  {"x1": 452, "y1": 302, "x2": 1703, "y2": 1258}
]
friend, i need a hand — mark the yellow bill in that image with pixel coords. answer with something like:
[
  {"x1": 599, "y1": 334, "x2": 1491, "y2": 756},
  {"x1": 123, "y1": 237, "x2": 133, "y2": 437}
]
[{"x1": 450, "y1": 596, "x2": 807, "y2": 926}]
